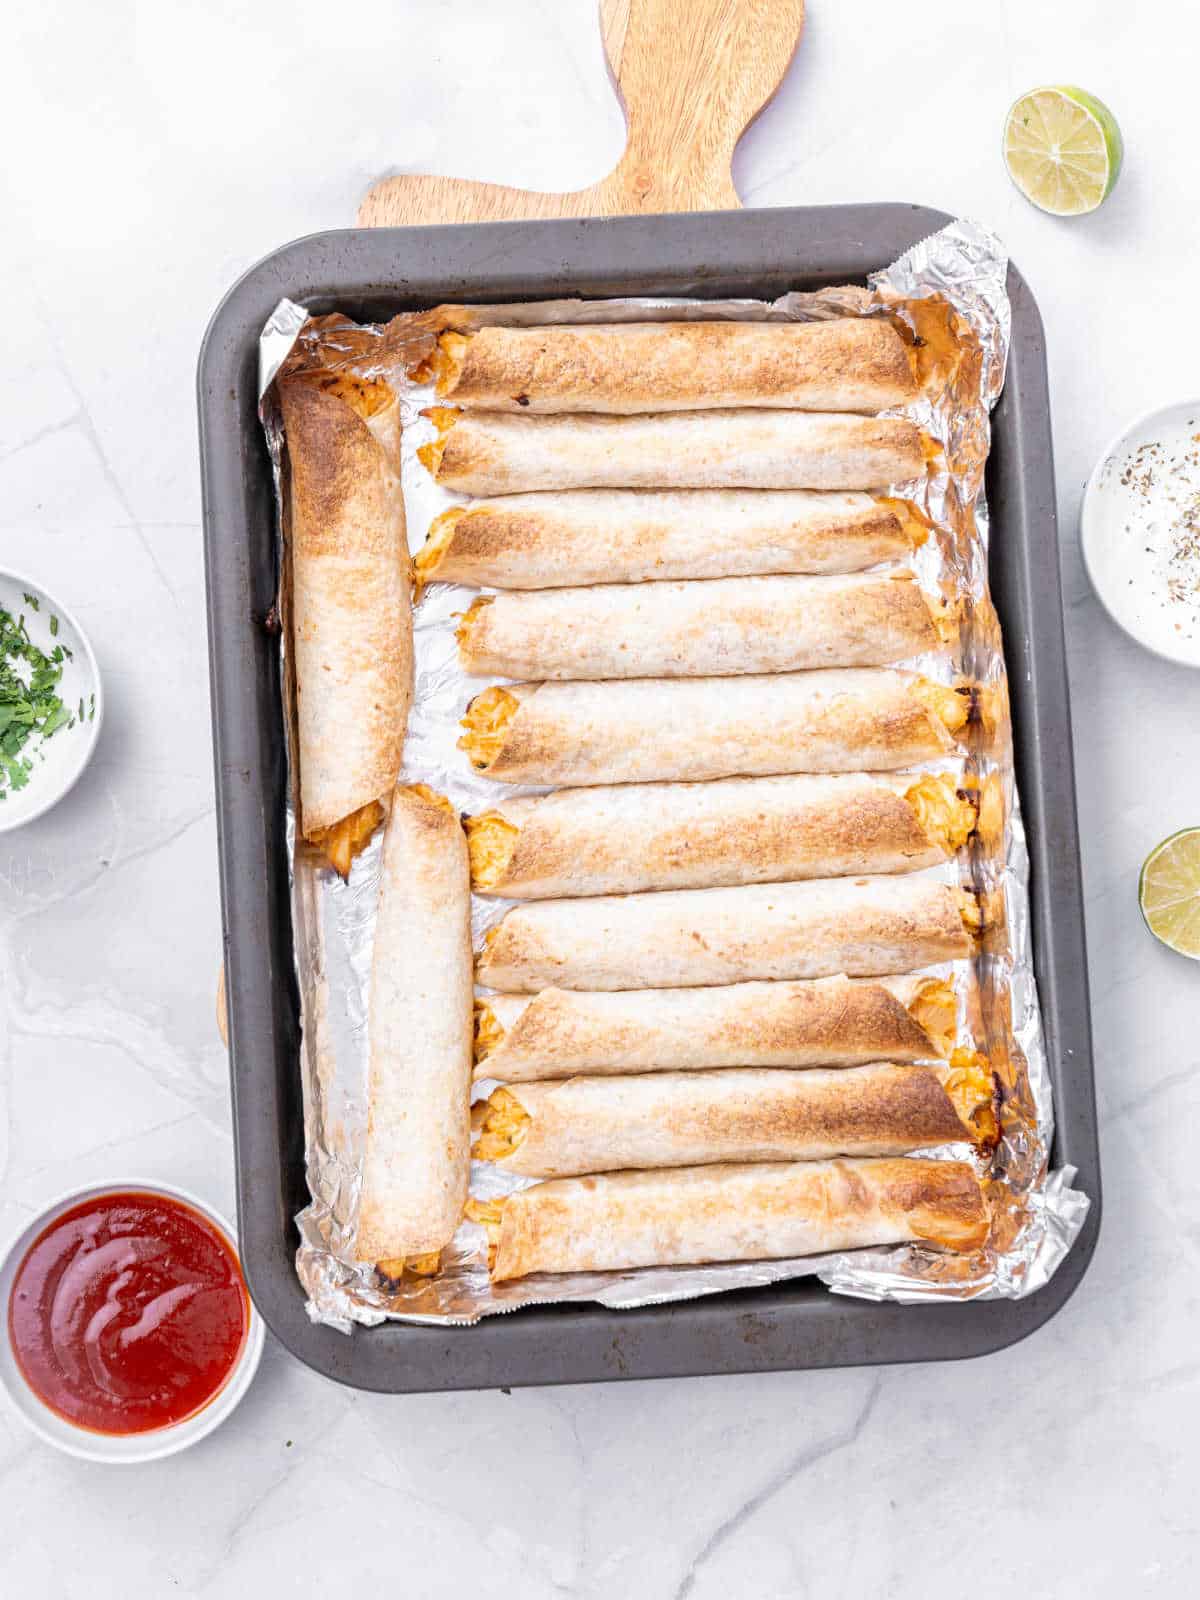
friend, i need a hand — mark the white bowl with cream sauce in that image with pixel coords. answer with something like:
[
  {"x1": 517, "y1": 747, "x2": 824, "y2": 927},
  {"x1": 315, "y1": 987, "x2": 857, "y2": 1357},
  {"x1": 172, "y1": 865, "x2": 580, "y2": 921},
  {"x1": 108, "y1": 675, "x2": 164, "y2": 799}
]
[{"x1": 1082, "y1": 399, "x2": 1200, "y2": 667}]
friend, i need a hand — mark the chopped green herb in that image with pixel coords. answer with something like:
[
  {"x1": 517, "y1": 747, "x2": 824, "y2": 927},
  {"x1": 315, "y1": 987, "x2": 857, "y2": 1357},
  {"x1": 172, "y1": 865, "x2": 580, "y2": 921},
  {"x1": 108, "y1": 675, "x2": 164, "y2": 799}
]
[
  {"x1": 49, "y1": 615, "x2": 58, "y2": 637},
  {"x1": 0, "y1": 601, "x2": 81, "y2": 796},
  {"x1": 88, "y1": 693, "x2": 95, "y2": 721},
  {"x1": 22, "y1": 593, "x2": 39, "y2": 611}
]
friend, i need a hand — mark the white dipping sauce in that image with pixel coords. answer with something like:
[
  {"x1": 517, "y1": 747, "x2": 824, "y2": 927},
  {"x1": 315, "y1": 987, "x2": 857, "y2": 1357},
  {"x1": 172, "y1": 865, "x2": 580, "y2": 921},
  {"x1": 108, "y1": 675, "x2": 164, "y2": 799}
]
[{"x1": 1082, "y1": 398, "x2": 1200, "y2": 666}]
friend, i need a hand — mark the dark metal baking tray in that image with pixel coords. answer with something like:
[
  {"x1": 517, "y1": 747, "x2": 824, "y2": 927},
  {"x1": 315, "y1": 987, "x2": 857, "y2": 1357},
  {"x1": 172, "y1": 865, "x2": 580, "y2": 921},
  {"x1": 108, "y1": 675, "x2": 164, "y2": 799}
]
[{"x1": 199, "y1": 204, "x2": 1100, "y2": 1393}]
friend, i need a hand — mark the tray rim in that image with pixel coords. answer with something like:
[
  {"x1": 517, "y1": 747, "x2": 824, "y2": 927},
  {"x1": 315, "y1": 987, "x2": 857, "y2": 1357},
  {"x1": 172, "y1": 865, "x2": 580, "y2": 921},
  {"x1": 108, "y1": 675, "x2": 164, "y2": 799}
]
[{"x1": 198, "y1": 202, "x2": 1100, "y2": 1394}]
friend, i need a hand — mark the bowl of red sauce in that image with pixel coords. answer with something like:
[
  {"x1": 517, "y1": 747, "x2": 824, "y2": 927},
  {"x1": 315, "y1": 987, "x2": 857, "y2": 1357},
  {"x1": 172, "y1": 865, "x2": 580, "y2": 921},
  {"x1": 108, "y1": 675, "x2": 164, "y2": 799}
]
[{"x1": 0, "y1": 1181, "x2": 264, "y2": 1462}]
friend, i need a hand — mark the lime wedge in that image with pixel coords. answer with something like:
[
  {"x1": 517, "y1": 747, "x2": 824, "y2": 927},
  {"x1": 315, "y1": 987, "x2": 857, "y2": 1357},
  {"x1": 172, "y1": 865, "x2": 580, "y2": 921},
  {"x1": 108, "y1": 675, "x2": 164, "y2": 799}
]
[
  {"x1": 1003, "y1": 86, "x2": 1123, "y2": 215},
  {"x1": 1140, "y1": 829, "x2": 1200, "y2": 959}
]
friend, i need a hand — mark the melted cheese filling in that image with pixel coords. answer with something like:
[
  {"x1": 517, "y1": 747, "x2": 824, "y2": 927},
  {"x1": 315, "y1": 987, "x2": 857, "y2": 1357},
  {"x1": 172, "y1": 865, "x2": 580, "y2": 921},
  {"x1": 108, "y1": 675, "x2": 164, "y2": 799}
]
[
  {"x1": 415, "y1": 406, "x2": 460, "y2": 476},
  {"x1": 941, "y1": 1049, "x2": 998, "y2": 1145},
  {"x1": 318, "y1": 372, "x2": 394, "y2": 420},
  {"x1": 459, "y1": 686, "x2": 520, "y2": 769},
  {"x1": 927, "y1": 595, "x2": 959, "y2": 647},
  {"x1": 959, "y1": 891, "x2": 984, "y2": 940},
  {"x1": 904, "y1": 774, "x2": 978, "y2": 853},
  {"x1": 465, "y1": 812, "x2": 520, "y2": 889},
  {"x1": 310, "y1": 800, "x2": 384, "y2": 878},
  {"x1": 413, "y1": 507, "x2": 466, "y2": 589},
  {"x1": 473, "y1": 1000, "x2": 505, "y2": 1064},
  {"x1": 406, "y1": 782, "x2": 458, "y2": 820},
  {"x1": 473, "y1": 1088, "x2": 530, "y2": 1162},
  {"x1": 914, "y1": 678, "x2": 973, "y2": 737},
  {"x1": 905, "y1": 977, "x2": 957, "y2": 1057},
  {"x1": 376, "y1": 1250, "x2": 442, "y2": 1284},
  {"x1": 875, "y1": 496, "x2": 932, "y2": 549},
  {"x1": 432, "y1": 330, "x2": 471, "y2": 395}
]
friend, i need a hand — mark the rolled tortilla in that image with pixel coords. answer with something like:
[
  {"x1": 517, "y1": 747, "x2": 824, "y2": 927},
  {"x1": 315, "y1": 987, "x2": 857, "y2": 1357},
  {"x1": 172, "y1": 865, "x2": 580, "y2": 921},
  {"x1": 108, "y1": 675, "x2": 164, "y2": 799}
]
[
  {"x1": 460, "y1": 671, "x2": 973, "y2": 787},
  {"x1": 473, "y1": 973, "x2": 959, "y2": 1081},
  {"x1": 467, "y1": 772, "x2": 976, "y2": 899},
  {"x1": 430, "y1": 320, "x2": 918, "y2": 414},
  {"x1": 456, "y1": 571, "x2": 953, "y2": 680},
  {"x1": 473, "y1": 1056, "x2": 998, "y2": 1178},
  {"x1": 467, "y1": 1157, "x2": 991, "y2": 1280},
  {"x1": 477, "y1": 875, "x2": 979, "y2": 992},
  {"x1": 279, "y1": 374, "x2": 413, "y2": 876},
  {"x1": 418, "y1": 407, "x2": 925, "y2": 495},
  {"x1": 355, "y1": 786, "x2": 472, "y2": 1264},
  {"x1": 415, "y1": 491, "x2": 927, "y2": 590}
]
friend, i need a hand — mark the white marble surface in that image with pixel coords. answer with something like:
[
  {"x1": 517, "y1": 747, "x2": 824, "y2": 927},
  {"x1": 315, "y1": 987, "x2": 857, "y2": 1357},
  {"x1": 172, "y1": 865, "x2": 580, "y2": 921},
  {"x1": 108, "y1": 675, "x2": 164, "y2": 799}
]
[{"x1": 1, "y1": 1, "x2": 1197, "y2": 1592}]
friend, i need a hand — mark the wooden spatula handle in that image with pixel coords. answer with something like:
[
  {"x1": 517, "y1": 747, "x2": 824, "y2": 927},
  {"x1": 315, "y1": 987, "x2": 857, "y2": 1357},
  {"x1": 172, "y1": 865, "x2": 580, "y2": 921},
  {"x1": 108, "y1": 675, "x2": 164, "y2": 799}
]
[
  {"x1": 357, "y1": 0, "x2": 804, "y2": 225},
  {"x1": 598, "y1": 0, "x2": 804, "y2": 213}
]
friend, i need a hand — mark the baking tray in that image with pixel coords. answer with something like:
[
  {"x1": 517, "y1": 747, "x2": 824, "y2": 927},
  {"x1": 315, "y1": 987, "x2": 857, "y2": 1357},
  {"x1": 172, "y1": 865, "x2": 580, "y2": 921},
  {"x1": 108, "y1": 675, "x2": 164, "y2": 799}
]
[{"x1": 199, "y1": 204, "x2": 1100, "y2": 1393}]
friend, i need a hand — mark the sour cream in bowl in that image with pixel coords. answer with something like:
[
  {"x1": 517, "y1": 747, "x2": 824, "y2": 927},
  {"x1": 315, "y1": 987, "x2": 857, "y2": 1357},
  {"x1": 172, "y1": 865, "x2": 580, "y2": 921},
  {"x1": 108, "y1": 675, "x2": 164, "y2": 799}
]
[{"x1": 1081, "y1": 398, "x2": 1200, "y2": 667}]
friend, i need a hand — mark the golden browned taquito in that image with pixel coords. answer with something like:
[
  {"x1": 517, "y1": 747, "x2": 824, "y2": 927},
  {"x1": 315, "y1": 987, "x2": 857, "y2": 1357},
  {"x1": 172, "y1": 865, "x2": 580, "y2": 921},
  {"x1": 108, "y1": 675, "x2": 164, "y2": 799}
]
[
  {"x1": 460, "y1": 671, "x2": 973, "y2": 787},
  {"x1": 415, "y1": 491, "x2": 926, "y2": 590},
  {"x1": 431, "y1": 321, "x2": 917, "y2": 414},
  {"x1": 466, "y1": 773, "x2": 976, "y2": 899},
  {"x1": 418, "y1": 408, "x2": 925, "y2": 495},
  {"x1": 355, "y1": 786, "x2": 472, "y2": 1266},
  {"x1": 474, "y1": 1055, "x2": 998, "y2": 1178},
  {"x1": 473, "y1": 974, "x2": 959, "y2": 1081},
  {"x1": 477, "y1": 876, "x2": 979, "y2": 992},
  {"x1": 467, "y1": 1158, "x2": 991, "y2": 1281},
  {"x1": 279, "y1": 374, "x2": 412, "y2": 876},
  {"x1": 456, "y1": 571, "x2": 953, "y2": 680}
]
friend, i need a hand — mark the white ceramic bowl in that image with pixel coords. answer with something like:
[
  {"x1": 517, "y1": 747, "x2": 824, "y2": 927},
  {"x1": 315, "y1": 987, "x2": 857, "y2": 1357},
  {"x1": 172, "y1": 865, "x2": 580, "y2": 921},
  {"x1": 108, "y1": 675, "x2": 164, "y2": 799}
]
[
  {"x1": 0, "y1": 569, "x2": 104, "y2": 830},
  {"x1": 1081, "y1": 398, "x2": 1200, "y2": 668},
  {"x1": 0, "y1": 1180, "x2": 264, "y2": 1463}
]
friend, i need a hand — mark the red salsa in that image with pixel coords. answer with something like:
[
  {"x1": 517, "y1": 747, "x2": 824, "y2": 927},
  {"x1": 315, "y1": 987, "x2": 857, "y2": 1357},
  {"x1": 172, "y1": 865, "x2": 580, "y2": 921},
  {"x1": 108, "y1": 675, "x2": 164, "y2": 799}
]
[{"x1": 7, "y1": 1191, "x2": 249, "y2": 1436}]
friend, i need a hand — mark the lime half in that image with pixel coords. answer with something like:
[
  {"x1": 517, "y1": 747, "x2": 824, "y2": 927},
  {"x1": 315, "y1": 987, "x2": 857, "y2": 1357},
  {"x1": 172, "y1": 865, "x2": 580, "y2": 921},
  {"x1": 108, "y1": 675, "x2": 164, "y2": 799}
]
[
  {"x1": 1140, "y1": 829, "x2": 1200, "y2": 959},
  {"x1": 1003, "y1": 86, "x2": 1123, "y2": 215}
]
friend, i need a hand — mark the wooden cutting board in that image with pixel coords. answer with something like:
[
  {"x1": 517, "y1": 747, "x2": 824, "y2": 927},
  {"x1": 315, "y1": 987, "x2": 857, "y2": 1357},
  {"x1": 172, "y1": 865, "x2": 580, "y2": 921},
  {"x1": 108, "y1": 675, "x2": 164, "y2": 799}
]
[{"x1": 217, "y1": 0, "x2": 805, "y2": 1046}]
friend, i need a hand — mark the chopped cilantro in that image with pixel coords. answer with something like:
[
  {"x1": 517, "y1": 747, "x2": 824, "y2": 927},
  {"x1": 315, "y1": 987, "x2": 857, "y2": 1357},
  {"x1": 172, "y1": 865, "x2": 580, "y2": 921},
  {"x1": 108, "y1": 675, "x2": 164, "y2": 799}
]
[
  {"x1": 22, "y1": 593, "x2": 39, "y2": 611},
  {"x1": 50, "y1": 614, "x2": 58, "y2": 637},
  {"x1": 0, "y1": 601, "x2": 80, "y2": 796}
]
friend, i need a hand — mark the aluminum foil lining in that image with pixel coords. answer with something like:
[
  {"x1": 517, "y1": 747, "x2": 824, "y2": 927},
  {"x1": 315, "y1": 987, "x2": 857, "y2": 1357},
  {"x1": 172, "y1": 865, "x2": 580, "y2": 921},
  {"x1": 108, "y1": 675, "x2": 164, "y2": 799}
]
[{"x1": 257, "y1": 218, "x2": 1090, "y2": 1331}]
